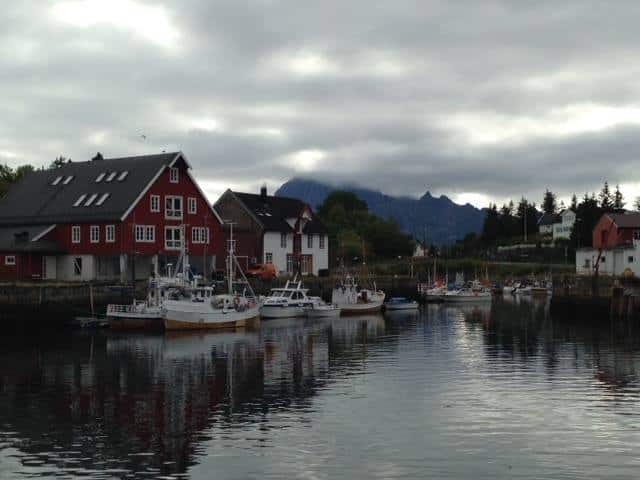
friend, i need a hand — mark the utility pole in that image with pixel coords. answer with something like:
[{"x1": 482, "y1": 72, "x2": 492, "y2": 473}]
[{"x1": 524, "y1": 206, "x2": 528, "y2": 242}]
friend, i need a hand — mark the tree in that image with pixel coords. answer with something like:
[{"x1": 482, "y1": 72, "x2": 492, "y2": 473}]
[
  {"x1": 613, "y1": 184, "x2": 625, "y2": 212},
  {"x1": 542, "y1": 189, "x2": 557, "y2": 215},
  {"x1": 481, "y1": 203, "x2": 500, "y2": 245},
  {"x1": 570, "y1": 194, "x2": 578, "y2": 212},
  {"x1": 599, "y1": 181, "x2": 613, "y2": 211},
  {"x1": 569, "y1": 193, "x2": 602, "y2": 249},
  {"x1": 634, "y1": 197, "x2": 640, "y2": 212},
  {"x1": 49, "y1": 156, "x2": 67, "y2": 169},
  {"x1": 91, "y1": 152, "x2": 104, "y2": 162}
]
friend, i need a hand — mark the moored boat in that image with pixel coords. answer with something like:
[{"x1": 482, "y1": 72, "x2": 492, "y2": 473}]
[
  {"x1": 385, "y1": 297, "x2": 419, "y2": 311},
  {"x1": 261, "y1": 278, "x2": 315, "y2": 318},
  {"x1": 304, "y1": 300, "x2": 341, "y2": 318},
  {"x1": 332, "y1": 274, "x2": 385, "y2": 314}
]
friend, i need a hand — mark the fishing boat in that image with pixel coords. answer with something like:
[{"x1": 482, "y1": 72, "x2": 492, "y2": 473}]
[
  {"x1": 261, "y1": 277, "x2": 316, "y2": 318},
  {"x1": 444, "y1": 281, "x2": 493, "y2": 303},
  {"x1": 332, "y1": 274, "x2": 385, "y2": 314},
  {"x1": 385, "y1": 297, "x2": 419, "y2": 311},
  {"x1": 304, "y1": 299, "x2": 342, "y2": 318},
  {"x1": 162, "y1": 223, "x2": 260, "y2": 330}
]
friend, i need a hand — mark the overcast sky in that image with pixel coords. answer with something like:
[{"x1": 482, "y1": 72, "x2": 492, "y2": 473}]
[{"x1": 2, "y1": 1, "x2": 640, "y2": 208}]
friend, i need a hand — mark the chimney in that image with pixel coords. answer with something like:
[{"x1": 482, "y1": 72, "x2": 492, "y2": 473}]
[{"x1": 260, "y1": 184, "x2": 267, "y2": 202}]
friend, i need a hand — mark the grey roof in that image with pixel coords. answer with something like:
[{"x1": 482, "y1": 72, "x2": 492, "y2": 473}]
[
  {"x1": 0, "y1": 225, "x2": 62, "y2": 253},
  {"x1": 537, "y1": 213, "x2": 561, "y2": 226},
  {"x1": 231, "y1": 191, "x2": 327, "y2": 234},
  {"x1": 0, "y1": 152, "x2": 181, "y2": 225},
  {"x1": 608, "y1": 212, "x2": 640, "y2": 229}
]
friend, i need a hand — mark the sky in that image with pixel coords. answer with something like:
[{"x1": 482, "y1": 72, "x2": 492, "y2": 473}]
[{"x1": 2, "y1": 0, "x2": 640, "y2": 209}]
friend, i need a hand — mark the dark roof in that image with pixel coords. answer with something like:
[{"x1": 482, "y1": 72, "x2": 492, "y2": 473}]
[
  {"x1": 537, "y1": 213, "x2": 561, "y2": 226},
  {"x1": 0, "y1": 225, "x2": 62, "y2": 253},
  {"x1": 609, "y1": 212, "x2": 640, "y2": 229},
  {"x1": 230, "y1": 191, "x2": 327, "y2": 234},
  {"x1": 0, "y1": 152, "x2": 181, "y2": 226}
]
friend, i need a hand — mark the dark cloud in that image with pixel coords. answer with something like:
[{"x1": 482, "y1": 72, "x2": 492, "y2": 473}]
[{"x1": 1, "y1": 0, "x2": 640, "y2": 206}]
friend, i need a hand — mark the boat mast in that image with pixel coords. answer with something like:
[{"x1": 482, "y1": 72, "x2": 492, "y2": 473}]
[{"x1": 226, "y1": 221, "x2": 236, "y2": 294}]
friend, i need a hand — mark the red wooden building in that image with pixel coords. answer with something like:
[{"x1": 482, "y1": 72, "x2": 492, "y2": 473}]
[
  {"x1": 592, "y1": 212, "x2": 640, "y2": 250},
  {"x1": 0, "y1": 152, "x2": 222, "y2": 282}
]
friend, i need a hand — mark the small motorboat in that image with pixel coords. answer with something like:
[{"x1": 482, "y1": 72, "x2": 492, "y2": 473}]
[{"x1": 385, "y1": 297, "x2": 419, "y2": 311}]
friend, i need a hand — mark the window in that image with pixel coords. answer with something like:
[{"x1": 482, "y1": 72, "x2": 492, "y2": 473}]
[
  {"x1": 286, "y1": 254, "x2": 294, "y2": 273},
  {"x1": 73, "y1": 194, "x2": 87, "y2": 207},
  {"x1": 72, "y1": 226, "x2": 81, "y2": 243},
  {"x1": 95, "y1": 172, "x2": 105, "y2": 183},
  {"x1": 5, "y1": 255, "x2": 15, "y2": 266},
  {"x1": 165, "y1": 226, "x2": 182, "y2": 249},
  {"x1": 117, "y1": 171, "x2": 128, "y2": 181},
  {"x1": 165, "y1": 196, "x2": 183, "y2": 219},
  {"x1": 96, "y1": 193, "x2": 110, "y2": 206},
  {"x1": 634, "y1": 231, "x2": 640, "y2": 241},
  {"x1": 191, "y1": 227, "x2": 209, "y2": 244},
  {"x1": 188, "y1": 197, "x2": 197, "y2": 214},
  {"x1": 319, "y1": 235, "x2": 325, "y2": 249},
  {"x1": 84, "y1": 193, "x2": 98, "y2": 206},
  {"x1": 106, "y1": 225, "x2": 115, "y2": 243},
  {"x1": 51, "y1": 176, "x2": 63, "y2": 185},
  {"x1": 90, "y1": 225, "x2": 99, "y2": 243},
  {"x1": 629, "y1": 256, "x2": 634, "y2": 264},
  {"x1": 265, "y1": 252, "x2": 273, "y2": 264},
  {"x1": 150, "y1": 195, "x2": 160, "y2": 212},
  {"x1": 73, "y1": 257, "x2": 82, "y2": 276},
  {"x1": 601, "y1": 256, "x2": 606, "y2": 263},
  {"x1": 169, "y1": 167, "x2": 179, "y2": 183},
  {"x1": 280, "y1": 233, "x2": 287, "y2": 248},
  {"x1": 307, "y1": 234, "x2": 313, "y2": 249},
  {"x1": 105, "y1": 172, "x2": 117, "y2": 182},
  {"x1": 63, "y1": 175, "x2": 74, "y2": 185},
  {"x1": 135, "y1": 225, "x2": 155, "y2": 243}
]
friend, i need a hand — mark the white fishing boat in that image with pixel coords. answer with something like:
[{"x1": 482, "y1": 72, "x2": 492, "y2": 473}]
[
  {"x1": 385, "y1": 297, "x2": 419, "y2": 311},
  {"x1": 261, "y1": 278, "x2": 316, "y2": 318},
  {"x1": 332, "y1": 274, "x2": 385, "y2": 314},
  {"x1": 444, "y1": 281, "x2": 493, "y2": 303},
  {"x1": 162, "y1": 223, "x2": 261, "y2": 330},
  {"x1": 304, "y1": 299, "x2": 341, "y2": 318}
]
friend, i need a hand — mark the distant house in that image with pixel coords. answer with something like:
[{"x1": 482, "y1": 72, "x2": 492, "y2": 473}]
[
  {"x1": 0, "y1": 152, "x2": 222, "y2": 282},
  {"x1": 537, "y1": 213, "x2": 560, "y2": 236},
  {"x1": 214, "y1": 187, "x2": 328, "y2": 276},
  {"x1": 576, "y1": 212, "x2": 640, "y2": 276},
  {"x1": 552, "y1": 209, "x2": 575, "y2": 242},
  {"x1": 413, "y1": 241, "x2": 427, "y2": 258}
]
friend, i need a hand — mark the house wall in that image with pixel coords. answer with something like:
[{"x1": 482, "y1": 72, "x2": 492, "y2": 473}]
[
  {"x1": 56, "y1": 254, "x2": 96, "y2": 282},
  {"x1": 301, "y1": 233, "x2": 329, "y2": 275},
  {"x1": 263, "y1": 231, "x2": 291, "y2": 275},
  {"x1": 576, "y1": 245, "x2": 640, "y2": 277},
  {"x1": 553, "y1": 213, "x2": 575, "y2": 241},
  {"x1": 592, "y1": 215, "x2": 634, "y2": 249},
  {"x1": 0, "y1": 253, "x2": 43, "y2": 280},
  {"x1": 539, "y1": 224, "x2": 553, "y2": 235}
]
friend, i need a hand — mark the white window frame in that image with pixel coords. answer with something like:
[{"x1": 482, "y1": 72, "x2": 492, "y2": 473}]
[
  {"x1": 280, "y1": 233, "x2": 287, "y2": 248},
  {"x1": 319, "y1": 235, "x2": 325, "y2": 249},
  {"x1": 135, "y1": 225, "x2": 156, "y2": 243},
  {"x1": 191, "y1": 227, "x2": 210, "y2": 244},
  {"x1": 90, "y1": 225, "x2": 100, "y2": 243},
  {"x1": 265, "y1": 252, "x2": 273, "y2": 264},
  {"x1": 106, "y1": 225, "x2": 115, "y2": 243},
  {"x1": 150, "y1": 195, "x2": 160, "y2": 212},
  {"x1": 188, "y1": 197, "x2": 197, "y2": 214},
  {"x1": 169, "y1": 167, "x2": 179, "y2": 183},
  {"x1": 165, "y1": 226, "x2": 182, "y2": 250},
  {"x1": 307, "y1": 234, "x2": 313, "y2": 249},
  {"x1": 165, "y1": 195, "x2": 183, "y2": 220},
  {"x1": 72, "y1": 226, "x2": 81, "y2": 244},
  {"x1": 4, "y1": 255, "x2": 15, "y2": 266}
]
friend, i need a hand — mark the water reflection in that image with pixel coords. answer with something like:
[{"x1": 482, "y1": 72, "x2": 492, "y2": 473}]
[{"x1": 1, "y1": 304, "x2": 640, "y2": 479}]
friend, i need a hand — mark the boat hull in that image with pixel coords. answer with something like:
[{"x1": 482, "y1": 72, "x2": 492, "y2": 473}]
[
  {"x1": 163, "y1": 303, "x2": 261, "y2": 330},
  {"x1": 385, "y1": 302, "x2": 419, "y2": 311},
  {"x1": 261, "y1": 305, "x2": 306, "y2": 319},
  {"x1": 306, "y1": 308, "x2": 341, "y2": 319},
  {"x1": 106, "y1": 305, "x2": 164, "y2": 330},
  {"x1": 444, "y1": 295, "x2": 492, "y2": 303},
  {"x1": 339, "y1": 301, "x2": 384, "y2": 314}
]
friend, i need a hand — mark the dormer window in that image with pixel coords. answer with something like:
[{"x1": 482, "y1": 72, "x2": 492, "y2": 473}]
[
  {"x1": 117, "y1": 171, "x2": 128, "y2": 181},
  {"x1": 169, "y1": 168, "x2": 179, "y2": 183},
  {"x1": 51, "y1": 176, "x2": 63, "y2": 185},
  {"x1": 106, "y1": 172, "x2": 117, "y2": 182},
  {"x1": 73, "y1": 194, "x2": 87, "y2": 207},
  {"x1": 63, "y1": 175, "x2": 74, "y2": 185},
  {"x1": 95, "y1": 173, "x2": 105, "y2": 183},
  {"x1": 84, "y1": 193, "x2": 98, "y2": 206},
  {"x1": 96, "y1": 193, "x2": 110, "y2": 206}
]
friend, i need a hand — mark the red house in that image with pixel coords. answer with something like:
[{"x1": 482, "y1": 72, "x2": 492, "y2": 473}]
[
  {"x1": 592, "y1": 212, "x2": 640, "y2": 250},
  {"x1": 0, "y1": 152, "x2": 222, "y2": 282}
]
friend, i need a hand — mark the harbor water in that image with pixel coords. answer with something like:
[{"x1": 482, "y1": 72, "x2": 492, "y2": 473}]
[{"x1": 1, "y1": 296, "x2": 640, "y2": 479}]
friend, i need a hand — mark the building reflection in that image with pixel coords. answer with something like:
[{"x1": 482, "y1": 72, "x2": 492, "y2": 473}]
[{"x1": 0, "y1": 314, "x2": 390, "y2": 478}]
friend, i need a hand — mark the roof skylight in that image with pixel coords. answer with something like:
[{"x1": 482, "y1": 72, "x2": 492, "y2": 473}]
[
  {"x1": 96, "y1": 193, "x2": 110, "y2": 206},
  {"x1": 51, "y1": 176, "x2": 63, "y2": 185},
  {"x1": 117, "y1": 171, "x2": 128, "y2": 181},
  {"x1": 84, "y1": 193, "x2": 98, "y2": 206},
  {"x1": 95, "y1": 173, "x2": 106, "y2": 183},
  {"x1": 63, "y1": 175, "x2": 74, "y2": 185},
  {"x1": 105, "y1": 172, "x2": 117, "y2": 182},
  {"x1": 73, "y1": 194, "x2": 87, "y2": 207}
]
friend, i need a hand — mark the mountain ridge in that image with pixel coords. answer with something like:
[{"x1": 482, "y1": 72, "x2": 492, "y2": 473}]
[{"x1": 274, "y1": 178, "x2": 486, "y2": 245}]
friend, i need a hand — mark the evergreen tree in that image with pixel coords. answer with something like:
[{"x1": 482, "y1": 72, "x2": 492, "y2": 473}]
[
  {"x1": 49, "y1": 156, "x2": 67, "y2": 169},
  {"x1": 542, "y1": 189, "x2": 557, "y2": 215},
  {"x1": 613, "y1": 184, "x2": 625, "y2": 212},
  {"x1": 570, "y1": 194, "x2": 578, "y2": 212},
  {"x1": 634, "y1": 197, "x2": 640, "y2": 212},
  {"x1": 599, "y1": 181, "x2": 613, "y2": 211}
]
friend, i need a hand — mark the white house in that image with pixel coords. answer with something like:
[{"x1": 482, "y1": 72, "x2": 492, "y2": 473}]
[
  {"x1": 553, "y1": 209, "x2": 576, "y2": 242},
  {"x1": 537, "y1": 213, "x2": 560, "y2": 236}
]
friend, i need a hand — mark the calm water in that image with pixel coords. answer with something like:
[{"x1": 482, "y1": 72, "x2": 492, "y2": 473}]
[{"x1": 2, "y1": 297, "x2": 640, "y2": 479}]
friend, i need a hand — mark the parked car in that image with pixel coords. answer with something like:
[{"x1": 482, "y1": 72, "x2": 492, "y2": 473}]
[{"x1": 246, "y1": 263, "x2": 277, "y2": 280}]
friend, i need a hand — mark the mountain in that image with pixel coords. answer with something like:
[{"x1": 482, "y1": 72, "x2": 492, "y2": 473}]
[{"x1": 275, "y1": 178, "x2": 486, "y2": 245}]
